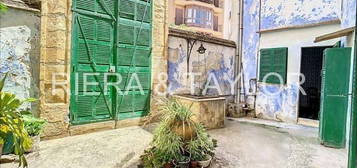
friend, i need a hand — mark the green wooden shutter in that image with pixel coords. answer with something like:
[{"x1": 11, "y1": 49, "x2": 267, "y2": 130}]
[
  {"x1": 71, "y1": 0, "x2": 153, "y2": 124},
  {"x1": 116, "y1": 0, "x2": 152, "y2": 120},
  {"x1": 70, "y1": 0, "x2": 116, "y2": 124},
  {"x1": 259, "y1": 48, "x2": 288, "y2": 84},
  {"x1": 319, "y1": 48, "x2": 352, "y2": 148},
  {"x1": 349, "y1": 38, "x2": 357, "y2": 168}
]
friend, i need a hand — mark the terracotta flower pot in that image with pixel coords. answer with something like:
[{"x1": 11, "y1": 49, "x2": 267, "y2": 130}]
[
  {"x1": 190, "y1": 161, "x2": 199, "y2": 168},
  {"x1": 163, "y1": 162, "x2": 174, "y2": 168},
  {"x1": 171, "y1": 120, "x2": 196, "y2": 141}
]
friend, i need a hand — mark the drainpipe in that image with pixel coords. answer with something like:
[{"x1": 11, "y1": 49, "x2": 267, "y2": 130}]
[
  {"x1": 236, "y1": 0, "x2": 244, "y2": 104},
  {"x1": 250, "y1": 0, "x2": 262, "y2": 110}
]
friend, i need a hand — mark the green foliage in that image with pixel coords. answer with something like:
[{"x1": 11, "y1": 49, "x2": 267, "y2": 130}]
[
  {"x1": 0, "y1": 2, "x2": 8, "y2": 13},
  {"x1": 158, "y1": 98, "x2": 194, "y2": 124},
  {"x1": 23, "y1": 115, "x2": 46, "y2": 137},
  {"x1": 187, "y1": 124, "x2": 215, "y2": 161},
  {"x1": 0, "y1": 72, "x2": 8, "y2": 92},
  {"x1": 0, "y1": 74, "x2": 31, "y2": 168},
  {"x1": 141, "y1": 98, "x2": 216, "y2": 167}
]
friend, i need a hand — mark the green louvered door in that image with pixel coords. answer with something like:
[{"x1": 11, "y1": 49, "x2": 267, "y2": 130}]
[
  {"x1": 319, "y1": 48, "x2": 352, "y2": 148},
  {"x1": 70, "y1": 0, "x2": 152, "y2": 124},
  {"x1": 116, "y1": 0, "x2": 152, "y2": 120}
]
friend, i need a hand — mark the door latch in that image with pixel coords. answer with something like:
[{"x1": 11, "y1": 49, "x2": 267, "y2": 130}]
[{"x1": 109, "y1": 66, "x2": 116, "y2": 73}]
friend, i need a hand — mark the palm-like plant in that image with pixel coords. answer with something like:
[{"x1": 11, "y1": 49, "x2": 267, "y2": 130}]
[{"x1": 0, "y1": 73, "x2": 32, "y2": 167}]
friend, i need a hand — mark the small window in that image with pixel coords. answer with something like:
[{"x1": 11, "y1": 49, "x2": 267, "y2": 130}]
[
  {"x1": 185, "y1": 6, "x2": 213, "y2": 29},
  {"x1": 259, "y1": 48, "x2": 288, "y2": 84}
]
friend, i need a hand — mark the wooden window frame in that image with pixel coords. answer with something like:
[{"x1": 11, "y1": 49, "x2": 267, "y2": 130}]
[{"x1": 185, "y1": 5, "x2": 213, "y2": 29}]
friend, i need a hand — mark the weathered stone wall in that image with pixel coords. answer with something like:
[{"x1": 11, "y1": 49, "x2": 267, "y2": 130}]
[
  {"x1": 150, "y1": 0, "x2": 169, "y2": 112},
  {"x1": 0, "y1": 6, "x2": 40, "y2": 114},
  {"x1": 39, "y1": 0, "x2": 169, "y2": 138},
  {"x1": 40, "y1": 0, "x2": 72, "y2": 138}
]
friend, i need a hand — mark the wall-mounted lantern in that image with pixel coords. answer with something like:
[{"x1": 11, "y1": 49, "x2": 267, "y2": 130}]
[{"x1": 197, "y1": 44, "x2": 206, "y2": 54}]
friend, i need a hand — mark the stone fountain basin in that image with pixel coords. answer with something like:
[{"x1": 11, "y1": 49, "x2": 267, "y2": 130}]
[{"x1": 173, "y1": 94, "x2": 226, "y2": 129}]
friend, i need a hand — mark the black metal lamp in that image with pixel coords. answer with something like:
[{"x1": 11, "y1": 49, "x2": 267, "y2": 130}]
[{"x1": 197, "y1": 43, "x2": 206, "y2": 54}]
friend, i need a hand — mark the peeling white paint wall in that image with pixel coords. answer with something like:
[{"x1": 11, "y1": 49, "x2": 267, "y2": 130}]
[
  {"x1": 257, "y1": 24, "x2": 341, "y2": 122},
  {"x1": 261, "y1": 0, "x2": 341, "y2": 30},
  {"x1": 168, "y1": 36, "x2": 236, "y2": 96},
  {"x1": 0, "y1": 26, "x2": 32, "y2": 109}
]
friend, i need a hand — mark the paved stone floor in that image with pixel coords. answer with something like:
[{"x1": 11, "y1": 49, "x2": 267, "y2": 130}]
[
  {"x1": 210, "y1": 118, "x2": 347, "y2": 168},
  {"x1": 1, "y1": 118, "x2": 347, "y2": 168}
]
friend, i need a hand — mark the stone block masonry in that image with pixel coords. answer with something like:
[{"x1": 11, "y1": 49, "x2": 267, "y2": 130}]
[
  {"x1": 39, "y1": 0, "x2": 169, "y2": 139},
  {"x1": 39, "y1": 0, "x2": 72, "y2": 138}
]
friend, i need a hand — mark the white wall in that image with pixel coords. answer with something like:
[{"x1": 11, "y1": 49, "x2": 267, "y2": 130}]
[
  {"x1": 259, "y1": 24, "x2": 341, "y2": 84},
  {"x1": 256, "y1": 23, "x2": 341, "y2": 122},
  {"x1": 223, "y1": 0, "x2": 239, "y2": 42}
]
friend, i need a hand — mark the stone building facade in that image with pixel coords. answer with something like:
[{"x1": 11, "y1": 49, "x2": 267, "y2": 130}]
[{"x1": 39, "y1": 0, "x2": 169, "y2": 139}]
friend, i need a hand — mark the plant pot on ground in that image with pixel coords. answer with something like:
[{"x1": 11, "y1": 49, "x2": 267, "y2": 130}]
[
  {"x1": 175, "y1": 156, "x2": 190, "y2": 168},
  {"x1": 171, "y1": 120, "x2": 196, "y2": 141},
  {"x1": 197, "y1": 154, "x2": 212, "y2": 168},
  {"x1": 140, "y1": 98, "x2": 216, "y2": 168},
  {"x1": 163, "y1": 162, "x2": 174, "y2": 168}
]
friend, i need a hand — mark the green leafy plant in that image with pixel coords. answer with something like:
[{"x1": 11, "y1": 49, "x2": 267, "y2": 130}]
[
  {"x1": 0, "y1": 73, "x2": 32, "y2": 167},
  {"x1": 187, "y1": 124, "x2": 216, "y2": 161},
  {"x1": 0, "y1": 2, "x2": 8, "y2": 13},
  {"x1": 141, "y1": 98, "x2": 216, "y2": 167},
  {"x1": 23, "y1": 115, "x2": 46, "y2": 137}
]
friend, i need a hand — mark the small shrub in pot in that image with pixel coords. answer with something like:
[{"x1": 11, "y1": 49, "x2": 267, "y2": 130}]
[{"x1": 140, "y1": 98, "x2": 216, "y2": 168}]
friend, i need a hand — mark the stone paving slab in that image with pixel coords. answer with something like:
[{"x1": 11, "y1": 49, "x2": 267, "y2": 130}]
[
  {"x1": 210, "y1": 119, "x2": 347, "y2": 168},
  {"x1": 0, "y1": 118, "x2": 348, "y2": 168},
  {"x1": 1, "y1": 126, "x2": 153, "y2": 168}
]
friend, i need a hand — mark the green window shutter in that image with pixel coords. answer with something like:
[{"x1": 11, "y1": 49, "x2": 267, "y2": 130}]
[
  {"x1": 259, "y1": 47, "x2": 288, "y2": 84},
  {"x1": 119, "y1": 0, "x2": 135, "y2": 19},
  {"x1": 116, "y1": 0, "x2": 152, "y2": 120},
  {"x1": 71, "y1": 0, "x2": 152, "y2": 124},
  {"x1": 71, "y1": 0, "x2": 116, "y2": 124}
]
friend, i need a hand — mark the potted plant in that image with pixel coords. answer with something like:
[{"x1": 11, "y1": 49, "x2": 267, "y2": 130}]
[
  {"x1": 23, "y1": 114, "x2": 46, "y2": 152},
  {"x1": 187, "y1": 124, "x2": 217, "y2": 167},
  {"x1": 140, "y1": 98, "x2": 216, "y2": 168},
  {"x1": 0, "y1": 73, "x2": 32, "y2": 167}
]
